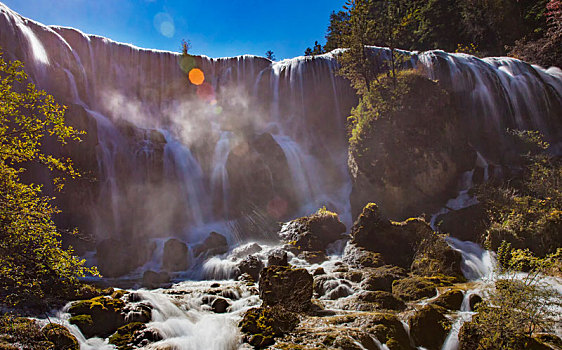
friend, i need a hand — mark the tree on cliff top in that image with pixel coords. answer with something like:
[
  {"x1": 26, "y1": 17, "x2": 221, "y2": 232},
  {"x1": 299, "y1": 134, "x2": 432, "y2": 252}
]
[{"x1": 0, "y1": 52, "x2": 98, "y2": 309}]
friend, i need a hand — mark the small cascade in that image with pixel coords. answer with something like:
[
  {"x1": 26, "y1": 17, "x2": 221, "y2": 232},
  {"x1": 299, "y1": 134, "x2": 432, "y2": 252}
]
[{"x1": 211, "y1": 131, "x2": 233, "y2": 219}]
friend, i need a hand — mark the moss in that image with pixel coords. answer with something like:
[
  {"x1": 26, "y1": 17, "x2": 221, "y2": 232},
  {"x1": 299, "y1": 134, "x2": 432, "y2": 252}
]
[
  {"x1": 41, "y1": 323, "x2": 79, "y2": 350},
  {"x1": 68, "y1": 314, "x2": 93, "y2": 328},
  {"x1": 409, "y1": 304, "x2": 451, "y2": 350},
  {"x1": 108, "y1": 322, "x2": 146, "y2": 350},
  {"x1": 68, "y1": 296, "x2": 125, "y2": 316},
  {"x1": 431, "y1": 289, "x2": 464, "y2": 310},
  {"x1": 0, "y1": 316, "x2": 54, "y2": 350},
  {"x1": 239, "y1": 306, "x2": 299, "y2": 349},
  {"x1": 111, "y1": 290, "x2": 128, "y2": 300},
  {"x1": 392, "y1": 277, "x2": 438, "y2": 301}
]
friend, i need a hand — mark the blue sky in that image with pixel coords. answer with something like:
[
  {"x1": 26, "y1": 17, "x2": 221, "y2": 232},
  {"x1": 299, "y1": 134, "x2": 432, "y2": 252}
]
[{"x1": 3, "y1": 0, "x2": 345, "y2": 59}]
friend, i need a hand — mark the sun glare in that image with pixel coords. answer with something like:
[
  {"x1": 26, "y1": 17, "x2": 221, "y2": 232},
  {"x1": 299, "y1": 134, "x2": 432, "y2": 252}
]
[{"x1": 188, "y1": 68, "x2": 205, "y2": 85}]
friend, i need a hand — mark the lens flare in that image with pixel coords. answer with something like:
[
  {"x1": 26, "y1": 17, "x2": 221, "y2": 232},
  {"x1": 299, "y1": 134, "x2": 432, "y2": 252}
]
[
  {"x1": 179, "y1": 55, "x2": 196, "y2": 73},
  {"x1": 189, "y1": 68, "x2": 205, "y2": 86},
  {"x1": 153, "y1": 13, "x2": 175, "y2": 38}
]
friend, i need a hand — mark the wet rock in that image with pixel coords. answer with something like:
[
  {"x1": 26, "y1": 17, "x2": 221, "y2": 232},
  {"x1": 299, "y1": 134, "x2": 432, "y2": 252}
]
[
  {"x1": 326, "y1": 284, "x2": 354, "y2": 300},
  {"x1": 409, "y1": 304, "x2": 451, "y2": 350},
  {"x1": 360, "y1": 265, "x2": 407, "y2": 292},
  {"x1": 259, "y1": 265, "x2": 313, "y2": 312},
  {"x1": 68, "y1": 296, "x2": 126, "y2": 338},
  {"x1": 410, "y1": 233, "x2": 465, "y2": 281},
  {"x1": 343, "y1": 244, "x2": 385, "y2": 268},
  {"x1": 162, "y1": 238, "x2": 189, "y2": 272},
  {"x1": 357, "y1": 291, "x2": 406, "y2": 311},
  {"x1": 237, "y1": 255, "x2": 264, "y2": 281},
  {"x1": 109, "y1": 322, "x2": 163, "y2": 349},
  {"x1": 267, "y1": 249, "x2": 288, "y2": 266},
  {"x1": 279, "y1": 209, "x2": 346, "y2": 252},
  {"x1": 142, "y1": 270, "x2": 171, "y2": 289},
  {"x1": 356, "y1": 313, "x2": 412, "y2": 350},
  {"x1": 41, "y1": 323, "x2": 79, "y2": 350},
  {"x1": 193, "y1": 232, "x2": 229, "y2": 257},
  {"x1": 436, "y1": 204, "x2": 488, "y2": 242},
  {"x1": 313, "y1": 267, "x2": 325, "y2": 276},
  {"x1": 211, "y1": 297, "x2": 231, "y2": 313},
  {"x1": 96, "y1": 239, "x2": 156, "y2": 277},
  {"x1": 298, "y1": 250, "x2": 327, "y2": 264},
  {"x1": 350, "y1": 203, "x2": 435, "y2": 268},
  {"x1": 230, "y1": 243, "x2": 262, "y2": 259},
  {"x1": 124, "y1": 302, "x2": 152, "y2": 323},
  {"x1": 468, "y1": 293, "x2": 483, "y2": 311},
  {"x1": 431, "y1": 289, "x2": 464, "y2": 310},
  {"x1": 240, "y1": 305, "x2": 299, "y2": 349}
]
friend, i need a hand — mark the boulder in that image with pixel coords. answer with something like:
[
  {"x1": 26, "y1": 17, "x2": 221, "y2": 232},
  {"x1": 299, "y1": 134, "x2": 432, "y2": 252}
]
[
  {"x1": 96, "y1": 239, "x2": 156, "y2": 277},
  {"x1": 124, "y1": 302, "x2": 152, "y2": 323},
  {"x1": 68, "y1": 296, "x2": 126, "y2": 338},
  {"x1": 409, "y1": 304, "x2": 451, "y2": 350},
  {"x1": 41, "y1": 323, "x2": 79, "y2": 350},
  {"x1": 350, "y1": 203, "x2": 435, "y2": 268},
  {"x1": 142, "y1": 270, "x2": 170, "y2": 289},
  {"x1": 279, "y1": 209, "x2": 346, "y2": 252},
  {"x1": 357, "y1": 291, "x2": 406, "y2": 311},
  {"x1": 356, "y1": 313, "x2": 412, "y2": 350},
  {"x1": 410, "y1": 234, "x2": 465, "y2": 281},
  {"x1": 436, "y1": 204, "x2": 488, "y2": 242},
  {"x1": 237, "y1": 255, "x2": 264, "y2": 281},
  {"x1": 297, "y1": 250, "x2": 327, "y2": 264},
  {"x1": 468, "y1": 294, "x2": 483, "y2": 311},
  {"x1": 431, "y1": 289, "x2": 464, "y2": 310},
  {"x1": 211, "y1": 297, "x2": 231, "y2": 313},
  {"x1": 343, "y1": 244, "x2": 385, "y2": 268},
  {"x1": 259, "y1": 265, "x2": 313, "y2": 312},
  {"x1": 360, "y1": 265, "x2": 407, "y2": 292},
  {"x1": 109, "y1": 322, "x2": 163, "y2": 349},
  {"x1": 392, "y1": 277, "x2": 438, "y2": 301},
  {"x1": 193, "y1": 232, "x2": 228, "y2": 257},
  {"x1": 163, "y1": 238, "x2": 189, "y2": 272},
  {"x1": 267, "y1": 249, "x2": 288, "y2": 266},
  {"x1": 240, "y1": 305, "x2": 299, "y2": 349}
]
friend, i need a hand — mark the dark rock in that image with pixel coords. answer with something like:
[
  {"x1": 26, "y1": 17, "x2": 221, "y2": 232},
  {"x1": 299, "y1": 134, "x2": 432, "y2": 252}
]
[
  {"x1": 142, "y1": 270, "x2": 171, "y2": 289},
  {"x1": 41, "y1": 323, "x2": 79, "y2": 350},
  {"x1": 267, "y1": 249, "x2": 288, "y2": 266},
  {"x1": 193, "y1": 232, "x2": 229, "y2": 257},
  {"x1": 68, "y1": 296, "x2": 125, "y2": 338},
  {"x1": 360, "y1": 265, "x2": 407, "y2": 292},
  {"x1": 350, "y1": 203, "x2": 435, "y2": 268},
  {"x1": 240, "y1": 306, "x2": 299, "y2": 349},
  {"x1": 357, "y1": 291, "x2": 406, "y2": 311},
  {"x1": 355, "y1": 313, "x2": 412, "y2": 350},
  {"x1": 210, "y1": 282, "x2": 220, "y2": 288},
  {"x1": 96, "y1": 239, "x2": 156, "y2": 277},
  {"x1": 392, "y1": 277, "x2": 437, "y2": 301},
  {"x1": 211, "y1": 298, "x2": 231, "y2": 313},
  {"x1": 326, "y1": 284, "x2": 354, "y2": 300},
  {"x1": 410, "y1": 234, "x2": 465, "y2": 281},
  {"x1": 237, "y1": 255, "x2": 264, "y2": 281},
  {"x1": 162, "y1": 238, "x2": 189, "y2": 272},
  {"x1": 432, "y1": 289, "x2": 464, "y2": 310},
  {"x1": 343, "y1": 244, "x2": 385, "y2": 268},
  {"x1": 109, "y1": 322, "x2": 163, "y2": 349},
  {"x1": 279, "y1": 209, "x2": 346, "y2": 252},
  {"x1": 409, "y1": 304, "x2": 451, "y2": 350},
  {"x1": 468, "y1": 294, "x2": 483, "y2": 311},
  {"x1": 259, "y1": 265, "x2": 313, "y2": 312},
  {"x1": 313, "y1": 267, "x2": 325, "y2": 276},
  {"x1": 436, "y1": 204, "x2": 488, "y2": 242}
]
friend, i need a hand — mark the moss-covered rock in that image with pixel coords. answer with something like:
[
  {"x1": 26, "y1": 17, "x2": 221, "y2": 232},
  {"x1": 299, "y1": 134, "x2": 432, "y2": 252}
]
[
  {"x1": 279, "y1": 208, "x2": 346, "y2": 252},
  {"x1": 259, "y1": 265, "x2": 313, "y2": 312},
  {"x1": 408, "y1": 304, "x2": 451, "y2": 350},
  {"x1": 349, "y1": 204, "x2": 437, "y2": 268},
  {"x1": 431, "y1": 289, "x2": 464, "y2": 310},
  {"x1": 410, "y1": 233, "x2": 465, "y2": 281},
  {"x1": 357, "y1": 291, "x2": 406, "y2": 311},
  {"x1": 0, "y1": 316, "x2": 54, "y2": 350},
  {"x1": 41, "y1": 323, "x2": 79, "y2": 350},
  {"x1": 458, "y1": 320, "x2": 553, "y2": 350},
  {"x1": 392, "y1": 277, "x2": 438, "y2": 301},
  {"x1": 357, "y1": 313, "x2": 412, "y2": 350},
  {"x1": 360, "y1": 265, "x2": 407, "y2": 292},
  {"x1": 108, "y1": 322, "x2": 162, "y2": 350},
  {"x1": 239, "y1": 306, "x2": 299, "y2": 349},
  {"x1": 343, "y1": 244, "x2": 385, "y2": 268},
  {"x1": 67, "y1": 296, "x2": 125, "y2": 338}
]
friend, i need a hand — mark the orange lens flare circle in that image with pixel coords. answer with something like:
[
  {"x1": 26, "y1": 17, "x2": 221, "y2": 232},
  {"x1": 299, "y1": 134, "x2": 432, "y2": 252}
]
[{"x1": 188, "y1": 68, "x2": 205, "y2": 85}]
